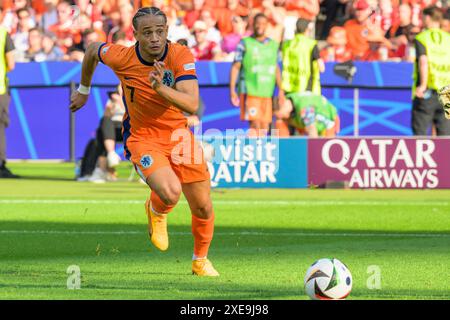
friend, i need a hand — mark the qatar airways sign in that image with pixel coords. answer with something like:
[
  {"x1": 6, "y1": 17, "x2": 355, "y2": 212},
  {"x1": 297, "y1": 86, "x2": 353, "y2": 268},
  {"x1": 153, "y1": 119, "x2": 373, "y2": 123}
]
[{"x1": 308, "y1": 138, "x2": 450, "y2": 189}]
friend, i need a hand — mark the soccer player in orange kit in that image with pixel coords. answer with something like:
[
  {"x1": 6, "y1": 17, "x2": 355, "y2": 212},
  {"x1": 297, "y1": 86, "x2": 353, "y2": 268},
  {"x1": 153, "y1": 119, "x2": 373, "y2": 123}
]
[{"x1": 69, "y1": 7, "x2": 219, "y2": 276}]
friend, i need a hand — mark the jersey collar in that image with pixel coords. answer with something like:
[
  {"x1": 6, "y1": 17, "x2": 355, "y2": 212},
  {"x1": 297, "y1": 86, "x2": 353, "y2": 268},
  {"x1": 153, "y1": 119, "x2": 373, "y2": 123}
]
[{"x1": 135, "y1": 42, "x2": 168, "y2": 66}]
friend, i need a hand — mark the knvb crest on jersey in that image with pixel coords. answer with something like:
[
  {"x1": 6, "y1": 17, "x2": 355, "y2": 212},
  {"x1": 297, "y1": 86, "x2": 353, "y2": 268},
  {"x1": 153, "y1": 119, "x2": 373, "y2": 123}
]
[
  {"x1": 140, "y1": 155, "x2": 153, "y2": 169},
  {"x1": 162, "y1": 70, "x2": 175, "y2": 87}
]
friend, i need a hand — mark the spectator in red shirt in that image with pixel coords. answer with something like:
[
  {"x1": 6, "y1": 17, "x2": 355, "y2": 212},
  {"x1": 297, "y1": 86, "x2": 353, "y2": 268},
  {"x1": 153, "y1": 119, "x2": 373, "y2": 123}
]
[
  {"x1": 320, "y1": 26, "x2": 353, "y2": 62},
  {"x1": 184, "y1": 0, "x2": 206, "y2": 29},
  {"x1": 360, "y1": 28, "x2": 392, "y2": 61},
  {"x1": 344, "y1": 0, "x2": 376, "y2": 59},
  {"x1": 205, "y1": 0, "x2": 228, "y2": 7},
  {"x1": 191, "y1": 20, "x2": 222, "y2": 61},
  {"x1": 49, "y1": 0, "x2": 81, "y2": 53},
  {"x1": 215, "y1": 0, "x2": 249, "y2": 35},
  {"x1": 107, "y1": 2, "x2": 135, "y2": 46},
  {"x1": 288, "y1": 0, "x2": 320, "y2": 21}
]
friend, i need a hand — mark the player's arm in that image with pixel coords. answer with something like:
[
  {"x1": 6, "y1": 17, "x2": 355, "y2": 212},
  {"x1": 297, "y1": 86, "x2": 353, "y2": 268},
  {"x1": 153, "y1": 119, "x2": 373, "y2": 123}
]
[
  {"x1": 229, "y1": 61, "x2": 241, "y2": 107},
  {"x1": 276, "y1": 64, "x2": 285, "y2": 108},
  {"x1": 229, "y1": 40, "x2": 245, "y2": 107},
  {"x1": 414, "y1": 39, "x2": 428, "y2": 98},
  {"x1": 150, "y1": 61, "x2": 199, "y2": 114},
  {"x1": 69, "y1": 42, "x2": 103, "y2": 112},
  {"x1": 312, "y1": 45, "x2": 325, "y2": 73},
  {"x1": 275, "y1": 96, "x2": 293, "y2": 120}
]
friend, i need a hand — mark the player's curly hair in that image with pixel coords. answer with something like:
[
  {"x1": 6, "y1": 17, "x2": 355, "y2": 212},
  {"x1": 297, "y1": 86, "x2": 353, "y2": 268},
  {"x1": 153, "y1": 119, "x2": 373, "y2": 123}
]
[{"x1": 132, "y1": 7, "x2": 167, "y2": 30}]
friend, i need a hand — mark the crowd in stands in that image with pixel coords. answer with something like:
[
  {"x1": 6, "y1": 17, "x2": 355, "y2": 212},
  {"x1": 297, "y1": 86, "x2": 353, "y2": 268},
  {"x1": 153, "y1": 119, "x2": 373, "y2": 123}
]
[{"x1": 0, "y1": 0, "x2": 448, "y2": 63}]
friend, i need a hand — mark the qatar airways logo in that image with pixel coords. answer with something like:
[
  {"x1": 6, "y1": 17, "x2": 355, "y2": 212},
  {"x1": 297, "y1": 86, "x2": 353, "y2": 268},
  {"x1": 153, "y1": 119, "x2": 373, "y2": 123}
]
[{"x1": 321, "y1": 139, "x2": 438, "y2": 188}]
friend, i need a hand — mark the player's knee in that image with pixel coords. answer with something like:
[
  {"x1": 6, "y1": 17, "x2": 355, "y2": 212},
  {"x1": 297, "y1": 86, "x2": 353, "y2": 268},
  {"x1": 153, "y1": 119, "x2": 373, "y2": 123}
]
[
  {"x1": 192, "y1": 200, "x2": 213, "y2": 219},
  {"x1": 160, "y1": 183, "x2": 181, "y2": 206}
]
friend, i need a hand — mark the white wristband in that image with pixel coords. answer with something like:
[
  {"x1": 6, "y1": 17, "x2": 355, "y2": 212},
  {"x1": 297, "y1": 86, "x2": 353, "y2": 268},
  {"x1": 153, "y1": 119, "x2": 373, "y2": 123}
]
[{"x1": 77, "y1": 84, "x2": 91, "y2": 95}]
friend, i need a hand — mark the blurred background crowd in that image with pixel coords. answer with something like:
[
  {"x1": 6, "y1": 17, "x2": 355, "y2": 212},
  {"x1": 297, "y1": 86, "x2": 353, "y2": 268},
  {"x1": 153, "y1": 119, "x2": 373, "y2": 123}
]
[{"x1": 0, "y1": 0, "x2": 448, "y2": 63}]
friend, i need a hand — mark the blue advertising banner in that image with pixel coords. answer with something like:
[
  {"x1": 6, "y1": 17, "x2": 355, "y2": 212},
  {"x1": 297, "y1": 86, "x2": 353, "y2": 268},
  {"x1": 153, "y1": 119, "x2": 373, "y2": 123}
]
[
  {"x1": 205, "y1": 137, "x2": 308, "y2": 188},
  {"x1": 6, "y1": 61, "x2": 415, "y2": 160}
]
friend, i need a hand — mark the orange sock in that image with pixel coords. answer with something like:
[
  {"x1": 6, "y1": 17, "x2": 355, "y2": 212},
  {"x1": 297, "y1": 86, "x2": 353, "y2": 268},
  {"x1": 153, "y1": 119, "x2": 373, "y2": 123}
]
[
  {"x1": 192, "y1": 212, "x2": 214, "y2": 259},
  {"x1": 150, "y1": 191, "x2": 175, "y2": 214}
]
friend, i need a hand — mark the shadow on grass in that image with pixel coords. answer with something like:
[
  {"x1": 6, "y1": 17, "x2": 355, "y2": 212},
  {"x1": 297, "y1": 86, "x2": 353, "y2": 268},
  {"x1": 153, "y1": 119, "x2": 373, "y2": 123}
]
[{"x1": 0, "y1": 220, "x2": 448, "y2": 263}]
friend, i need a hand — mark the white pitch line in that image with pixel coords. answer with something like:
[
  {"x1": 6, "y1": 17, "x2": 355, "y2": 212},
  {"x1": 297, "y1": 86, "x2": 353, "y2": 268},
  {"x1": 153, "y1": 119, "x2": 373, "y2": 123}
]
[
  {"x1": 0, "y1": 199, "x2": 449, "y2": 206},
  {"x1": 0, "y1": 230, "x2": 448, "y2": 238}
]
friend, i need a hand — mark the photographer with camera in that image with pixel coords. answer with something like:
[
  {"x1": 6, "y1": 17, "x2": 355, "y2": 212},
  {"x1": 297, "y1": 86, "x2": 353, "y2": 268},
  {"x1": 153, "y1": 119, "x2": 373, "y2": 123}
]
[{"x1": 77, "y1": 85, "x2": 125, "y2": 183}]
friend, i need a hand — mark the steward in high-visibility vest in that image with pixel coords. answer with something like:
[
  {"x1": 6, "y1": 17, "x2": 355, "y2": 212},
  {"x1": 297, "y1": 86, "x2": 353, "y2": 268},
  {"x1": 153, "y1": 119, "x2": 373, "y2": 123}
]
[
  {"x1": 0, "y1": 25, "x2": 18, "y2": 179},
  {"x1": 412, "y1": 6, "x2": 450, "y2": 136},
  {"x1": 281, "y1": 18, "x2": 323, "y2": 96}
]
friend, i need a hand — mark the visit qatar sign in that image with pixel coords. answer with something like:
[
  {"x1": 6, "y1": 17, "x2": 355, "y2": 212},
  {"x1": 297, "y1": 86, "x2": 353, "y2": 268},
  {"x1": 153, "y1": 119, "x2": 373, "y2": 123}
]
[{"x1": 308, "y1": 138, "x2": 450, "y2": 189}]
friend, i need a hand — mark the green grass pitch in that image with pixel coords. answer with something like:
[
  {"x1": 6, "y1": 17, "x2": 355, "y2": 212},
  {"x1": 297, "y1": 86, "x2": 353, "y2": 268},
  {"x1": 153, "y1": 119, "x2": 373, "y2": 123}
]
[{"x1": 0, "y1": 162, "x2": 449, "y2": 300}]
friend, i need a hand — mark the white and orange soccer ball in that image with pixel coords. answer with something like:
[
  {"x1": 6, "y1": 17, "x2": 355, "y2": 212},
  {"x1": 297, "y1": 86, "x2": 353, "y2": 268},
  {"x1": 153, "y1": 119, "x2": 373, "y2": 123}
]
[{"x1": 304, "y1": 258, "x2": 352, "y2": 300}]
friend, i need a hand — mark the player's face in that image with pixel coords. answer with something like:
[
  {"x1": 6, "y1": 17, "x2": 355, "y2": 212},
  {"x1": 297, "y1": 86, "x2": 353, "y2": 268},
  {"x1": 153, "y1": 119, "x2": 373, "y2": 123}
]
[
  {"x1": 253, "y1": 17, "x2": 268, "y2": 37},
  {"x1": 134, "y1": 15, "x2": 168, "y2": 56}
]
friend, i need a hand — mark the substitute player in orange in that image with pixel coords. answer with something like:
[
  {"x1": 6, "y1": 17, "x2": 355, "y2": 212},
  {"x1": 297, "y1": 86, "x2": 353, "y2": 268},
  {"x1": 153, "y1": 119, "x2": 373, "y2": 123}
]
[
  {"x1": 70, "y1": 7, "x2": 219, "y2": 276},
  {"x1": 229, "y1": 13, "x2": 284, "y2": 137}
]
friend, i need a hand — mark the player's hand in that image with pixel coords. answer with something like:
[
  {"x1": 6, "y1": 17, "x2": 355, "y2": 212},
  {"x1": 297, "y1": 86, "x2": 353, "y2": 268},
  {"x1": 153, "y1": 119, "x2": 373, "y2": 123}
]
[
  {"x1": 415, "y1": 85, "x2": 427, "y2": 99},
  {"x1": 149, "y1": 60, "x2": 165, "y2": 90},
  {"x1": 438, "y1": 85, "x2": 450, "y2": 119},
  {"x1": 69, "y1": 90, "x2": 89, "y2": 113},
  {"x1": 230, "y1": 90, "x2": 240, "y2": 107}
]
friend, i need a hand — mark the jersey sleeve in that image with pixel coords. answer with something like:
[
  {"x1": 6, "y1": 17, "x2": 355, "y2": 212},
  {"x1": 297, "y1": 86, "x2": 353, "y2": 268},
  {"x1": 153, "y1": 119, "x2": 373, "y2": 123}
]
[
  {"x1": 414, "y1": 39, "x2": 426, "y2": 58},
  {"x1": 233, "y1": 40, "x2": 245, "y2": 63},
  {"x1": 311, "y1": 44, "x2": 320, "y2": 61},
  {"x1": 5, "y1": 33, "x2": 15, "y2": 52},
  {"x1": 173, "y1": 45, "x2": 198, "y2": 84},
  {"x1": 97, "y1": 43, "x2": 128, "y2": 71}
]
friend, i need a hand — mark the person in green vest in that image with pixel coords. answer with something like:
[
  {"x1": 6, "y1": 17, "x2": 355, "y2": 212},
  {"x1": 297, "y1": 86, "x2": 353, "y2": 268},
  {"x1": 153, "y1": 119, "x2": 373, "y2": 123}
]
[
  {"x1": 412, "y1": 6, "x2": 450, "y2": 136},
  {"x1": 0, "y1": 24, "x2": 18, "y2": 178},
  {"x1": 229, "y1": 13, "x2": 284, "y2": 137},
  {"x1": 275, "y1": 91, "x2": 340, "y2": 138},
  {"x1": 281, "y1": 18, "x2": 324, "y2": 96}
]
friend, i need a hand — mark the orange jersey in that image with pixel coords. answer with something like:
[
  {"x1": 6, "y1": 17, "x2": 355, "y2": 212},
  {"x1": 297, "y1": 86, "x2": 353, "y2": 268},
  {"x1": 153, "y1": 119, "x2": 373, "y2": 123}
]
[{"x1": 98, "y1": 41, "x2": 198, "y2": 157}]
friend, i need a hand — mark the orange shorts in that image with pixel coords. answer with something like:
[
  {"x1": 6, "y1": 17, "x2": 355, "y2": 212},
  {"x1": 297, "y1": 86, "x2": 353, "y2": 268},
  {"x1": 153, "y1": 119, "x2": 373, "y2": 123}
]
[
  {"x1": 240, "y1": 94, "x2": 273, "y2": 123},
  {"x1": 127, "y1": 131, "x2": 210, "y2": 184}
]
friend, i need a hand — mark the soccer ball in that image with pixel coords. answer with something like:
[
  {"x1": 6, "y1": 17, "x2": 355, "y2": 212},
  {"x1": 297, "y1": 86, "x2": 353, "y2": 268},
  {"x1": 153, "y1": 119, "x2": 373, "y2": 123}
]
[{"x1": 304, "y1": 258, "x2": 352, "y2": 300}]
